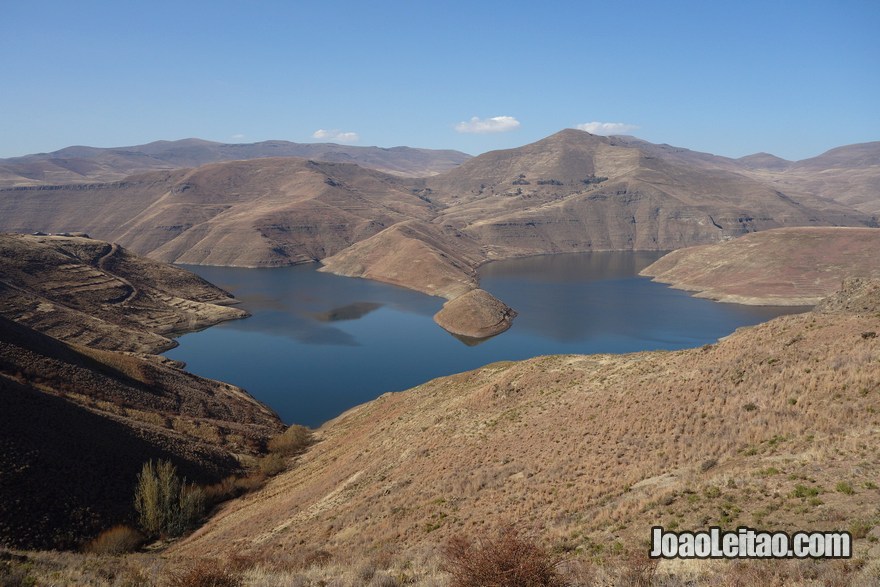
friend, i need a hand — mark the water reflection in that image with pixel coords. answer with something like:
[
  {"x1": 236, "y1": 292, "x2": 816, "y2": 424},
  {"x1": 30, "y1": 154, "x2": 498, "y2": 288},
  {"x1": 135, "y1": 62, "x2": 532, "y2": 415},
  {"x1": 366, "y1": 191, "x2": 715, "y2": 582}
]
[
  {"x1": 312, "y1": 302, "x2": 383, "y2": 322},
  {"x1": 168, "y1": 255, "x2": 806, "y2": 427}
]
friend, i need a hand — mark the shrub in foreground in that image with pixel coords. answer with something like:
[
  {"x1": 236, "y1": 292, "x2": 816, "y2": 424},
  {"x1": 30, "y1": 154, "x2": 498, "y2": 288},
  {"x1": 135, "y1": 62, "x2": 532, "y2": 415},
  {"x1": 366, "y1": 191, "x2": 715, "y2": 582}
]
[
  {"x1": 134, "y1": 459, "x2": 205, "y2": 538},
  {"x1": 442, "y1": 524, "x2": 565, "y2": 587}
]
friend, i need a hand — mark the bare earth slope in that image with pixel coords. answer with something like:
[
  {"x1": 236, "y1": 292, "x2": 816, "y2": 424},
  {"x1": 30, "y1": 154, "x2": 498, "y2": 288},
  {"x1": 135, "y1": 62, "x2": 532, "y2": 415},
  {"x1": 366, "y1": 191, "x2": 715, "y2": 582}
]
[
  {"x1": 0, "y1": 130, "x2": 875, "y2": 338},
  {"x1": 0, "y1": 234, "x2": 285, "y2": 549},
  {"x1": 0, "y1": 316, "x2": 283, "y2": 550},
  {"x1": 0, "y1": 159, "x2": 433, "y2": 267},
  {"x1": 742, "y1": 142, "x2": 880, "y2": 216},
  {"x1": 641, "y1": 227, "x2": 880, "y2": 305},
  {"x1": 0, "y1": 138, "x2": 471, "y2": 185},
  {"x1": 172, "y1": 279, "x2": 880, "y2": 578},
  {"x1": 0, "y1": 233, "x2": 247, "y2": 353}
]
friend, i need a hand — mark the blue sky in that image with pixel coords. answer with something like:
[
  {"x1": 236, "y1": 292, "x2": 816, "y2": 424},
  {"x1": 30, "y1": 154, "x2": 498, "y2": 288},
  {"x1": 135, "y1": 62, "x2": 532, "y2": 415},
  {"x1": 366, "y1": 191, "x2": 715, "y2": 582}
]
[{"x1": 2, "y1": 1, "x2": 878, "y2": 160}]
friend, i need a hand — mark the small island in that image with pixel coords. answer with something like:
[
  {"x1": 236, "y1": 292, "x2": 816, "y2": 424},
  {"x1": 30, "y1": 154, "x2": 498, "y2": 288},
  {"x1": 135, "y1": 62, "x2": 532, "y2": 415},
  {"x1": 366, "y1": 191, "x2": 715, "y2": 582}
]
[{"x1": 433, "y1": 288, "x2": 517, "y2": 339}]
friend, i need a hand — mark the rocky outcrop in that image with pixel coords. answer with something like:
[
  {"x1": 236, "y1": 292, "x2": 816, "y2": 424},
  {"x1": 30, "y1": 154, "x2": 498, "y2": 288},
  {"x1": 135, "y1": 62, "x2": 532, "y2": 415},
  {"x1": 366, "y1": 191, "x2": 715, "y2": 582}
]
[{"x1": 433, "y1": 288, "x2": 516, "y2": 339}]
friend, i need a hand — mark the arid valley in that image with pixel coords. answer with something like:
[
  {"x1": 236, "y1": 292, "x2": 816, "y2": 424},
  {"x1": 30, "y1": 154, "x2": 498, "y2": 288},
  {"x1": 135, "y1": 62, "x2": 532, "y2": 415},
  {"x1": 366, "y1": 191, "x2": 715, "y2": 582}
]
[
  {"x1": 2, "y1": 3, "x2": 880, "y2": 585},
  {"x1": 2, "y1": 127, "x2": 879, "y2": 586}
]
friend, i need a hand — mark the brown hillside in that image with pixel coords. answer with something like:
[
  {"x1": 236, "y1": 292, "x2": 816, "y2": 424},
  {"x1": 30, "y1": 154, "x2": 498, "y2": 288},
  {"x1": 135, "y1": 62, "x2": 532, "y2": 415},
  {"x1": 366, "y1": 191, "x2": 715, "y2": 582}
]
[
  {"x1": 739, "y1": 142, "x2": 880, "y2": 216},
  {"x1": 433, "y1": 288, "x2": 516, "y2": 339},
  {"x1": 0, "y1": 234, "x2": 285, "y2": 550},
  {"x1": 0, "y1": 233, "x2": 247, "y2": 353},
  {"x1": 0, "y1": 315, "x2": 284, "y2": 550},
  {"x1": 171, "y1": 280, "x2": 880, "y2": 576},
  {"x1": 0, "y1": 159, "x2": 431, "y2": 268},
  {"x1": 0, "y1": 130, "x2": 874, "y2": 338},
  {"x1": 641, "y1": 227, "x2": 880, "y2": 305}
]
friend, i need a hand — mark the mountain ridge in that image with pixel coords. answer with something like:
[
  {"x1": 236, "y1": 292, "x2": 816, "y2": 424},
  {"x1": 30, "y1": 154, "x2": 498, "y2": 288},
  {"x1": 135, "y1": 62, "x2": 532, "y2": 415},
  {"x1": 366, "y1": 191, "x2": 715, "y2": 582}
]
[
  {"x1": 0, "y1": 138, "x2": 472, "y2": 186},
  {"x1": 1, "y1": 129, "x2": 876, "y2": 338}
]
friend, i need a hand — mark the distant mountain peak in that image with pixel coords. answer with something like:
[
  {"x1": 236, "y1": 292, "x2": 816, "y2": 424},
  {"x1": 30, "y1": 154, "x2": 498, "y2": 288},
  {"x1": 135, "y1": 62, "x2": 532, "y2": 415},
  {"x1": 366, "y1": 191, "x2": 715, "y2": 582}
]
[{"x1": 736, "y1": 152, "x2": 793, "y2": 170}]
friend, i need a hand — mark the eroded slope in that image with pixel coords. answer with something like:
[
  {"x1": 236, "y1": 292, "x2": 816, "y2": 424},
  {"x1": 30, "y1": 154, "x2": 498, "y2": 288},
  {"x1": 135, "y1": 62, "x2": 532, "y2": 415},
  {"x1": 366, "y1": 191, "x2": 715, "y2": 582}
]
[
  {"x1": 0, "y1": 315, "x2": 284, "y2": 550},
  {"x1": 0, "y1": 233, "x2": 247, "y2": 353}
]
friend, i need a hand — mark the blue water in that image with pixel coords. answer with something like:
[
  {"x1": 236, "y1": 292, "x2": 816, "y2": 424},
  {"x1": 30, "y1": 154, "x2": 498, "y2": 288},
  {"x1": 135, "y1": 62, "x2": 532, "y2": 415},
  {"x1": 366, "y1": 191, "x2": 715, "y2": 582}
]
[{"x1": 166, "y1": 253, "x2": 805, "y2": 427}]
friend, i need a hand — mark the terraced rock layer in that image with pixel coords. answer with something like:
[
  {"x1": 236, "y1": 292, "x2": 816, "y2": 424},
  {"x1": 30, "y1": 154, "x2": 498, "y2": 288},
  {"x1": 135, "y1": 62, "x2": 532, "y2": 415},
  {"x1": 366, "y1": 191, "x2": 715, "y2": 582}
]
[
  {"x1": 0, "y1": 233, "x2": 247, "y2": 353},
  {"x1": 0, "y1": 233, "x2": 285, "y2": 549}
]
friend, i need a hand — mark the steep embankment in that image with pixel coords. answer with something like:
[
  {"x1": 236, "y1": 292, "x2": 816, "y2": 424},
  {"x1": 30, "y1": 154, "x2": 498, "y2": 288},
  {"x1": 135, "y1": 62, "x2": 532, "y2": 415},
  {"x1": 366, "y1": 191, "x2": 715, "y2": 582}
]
[
  {"x1": 641, "y1": 227, "x2": 880, "y2": 305},
  {"x1": 0, "y1": 233, "x2": 248, "y2": 353},
  {"x1": 173, "y1": 280, "x2": 880, "y2": 569},
  {"x1": 0, "y1": 316, "x2": 284, "y2": 550},
  {"x1": 0, "y1": 234, "x2": 285, "y2": 550}
]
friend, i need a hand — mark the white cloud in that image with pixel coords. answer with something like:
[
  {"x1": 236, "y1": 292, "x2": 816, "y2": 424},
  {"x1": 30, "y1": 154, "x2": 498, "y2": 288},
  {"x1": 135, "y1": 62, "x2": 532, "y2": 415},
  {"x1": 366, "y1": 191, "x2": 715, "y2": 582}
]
[
  {"x1": 455, "y1": 115, "x2": 521, "y2": 134},
  {"x1": 575, "y1": 122, "x2": 639, "y2": 136},
  {"x1": 231, "y1": 133, "x2": 246, "y2": 140},
  {"x1": 312, "y1": 129, "x2": 359, "y2": 143}
]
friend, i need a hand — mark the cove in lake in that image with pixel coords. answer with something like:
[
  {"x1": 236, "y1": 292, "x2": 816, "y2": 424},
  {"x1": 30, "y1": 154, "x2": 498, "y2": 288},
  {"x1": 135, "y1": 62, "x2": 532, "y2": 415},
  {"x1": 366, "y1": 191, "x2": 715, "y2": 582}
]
[{"x1": 167, "y1": 253, "x2": 805, "y2": 427}]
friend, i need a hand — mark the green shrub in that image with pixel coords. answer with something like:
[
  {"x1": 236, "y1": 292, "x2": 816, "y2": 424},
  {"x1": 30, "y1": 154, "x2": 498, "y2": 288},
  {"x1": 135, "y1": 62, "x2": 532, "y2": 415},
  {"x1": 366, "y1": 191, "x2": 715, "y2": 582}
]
[
  {"x1": 791, "y1": 484, "x2": 820, "y2": 499},
  {"x1": 134, "y1": 459, "x2": 206, "y2": 538},
  {"x1": 836, "y1": 481, "x2": 855, "y2": 495}
]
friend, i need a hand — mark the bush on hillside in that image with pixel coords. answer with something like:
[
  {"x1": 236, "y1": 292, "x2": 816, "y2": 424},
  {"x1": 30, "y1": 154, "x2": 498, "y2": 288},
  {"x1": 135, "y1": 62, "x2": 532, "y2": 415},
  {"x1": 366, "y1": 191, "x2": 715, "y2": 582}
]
[
  {"x1": 83, "y1": 525, "x2": 144, "y2": 554},
  {"x1": 133, "y1": 459, "x2": 205, "y2": 538},
  {"x1": 267, "y1": 424, "x2": 312, "y2": 456},
  {"x1": 442, "y1": 524, "x2": 565, "y2": 587}
]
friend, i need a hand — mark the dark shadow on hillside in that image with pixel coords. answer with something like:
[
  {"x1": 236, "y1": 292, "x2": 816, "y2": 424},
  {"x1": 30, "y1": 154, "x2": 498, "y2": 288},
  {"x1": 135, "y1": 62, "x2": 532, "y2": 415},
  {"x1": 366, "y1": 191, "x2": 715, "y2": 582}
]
[{"x1": 0, "y1": 376, "x2": 232, "y2": 551}]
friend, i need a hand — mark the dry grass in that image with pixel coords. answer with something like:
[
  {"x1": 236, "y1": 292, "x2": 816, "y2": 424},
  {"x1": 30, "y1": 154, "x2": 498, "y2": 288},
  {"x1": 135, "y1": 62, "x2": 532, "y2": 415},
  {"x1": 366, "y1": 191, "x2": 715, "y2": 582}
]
[
  {"x1": 83, "y1": 525, "x2": 144, "y2": 555},
  {"x1": 267, "y1": 425, "x2": 313, "y2": 457},
  {"x1": 167, "y1": 560, "x2": 243, "y2": 587},
  {"x1": 643, "y1": 227, "x2": 880, "y2": 305},
  {"x1": 169, "y1": 281, "x2": 880, "y2": 585},
  {"x1": 2, "y1": 542, "x2": 879, "y2": 586}
]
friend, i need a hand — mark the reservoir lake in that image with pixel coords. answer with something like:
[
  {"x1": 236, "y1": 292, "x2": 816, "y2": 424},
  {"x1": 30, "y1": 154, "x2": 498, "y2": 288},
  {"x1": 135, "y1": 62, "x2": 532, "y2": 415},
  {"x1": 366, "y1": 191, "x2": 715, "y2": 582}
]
[{"x1": 167, "y1": 252, "x2": 805, "y2": 427}]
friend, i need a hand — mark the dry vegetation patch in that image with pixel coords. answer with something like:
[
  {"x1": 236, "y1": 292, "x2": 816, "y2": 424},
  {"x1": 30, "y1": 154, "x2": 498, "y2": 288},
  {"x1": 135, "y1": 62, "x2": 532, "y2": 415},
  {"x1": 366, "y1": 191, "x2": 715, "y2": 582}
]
[{"x1": 166, "y1": 280, "x2": 880, "y2": 585}]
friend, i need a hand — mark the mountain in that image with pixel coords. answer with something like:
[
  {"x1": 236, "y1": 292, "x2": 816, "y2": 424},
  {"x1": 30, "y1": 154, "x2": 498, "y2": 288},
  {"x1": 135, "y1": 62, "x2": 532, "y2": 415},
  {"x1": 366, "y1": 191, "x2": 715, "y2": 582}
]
[
  {"x1": 0, "y1": 138, "x2": 472, "y2": 186},
  {"x1": 735, "y1": 152, "x2": 793, "y2": 170},
  {"x1": 642, "y1": 226, "x2": 880, "y2": 305},
  {"x1": 325, "y1": 130, "x2": 872, "y2": 310},
  {"x1": 0, "y1": 130, "x2": 875, "y2": 338},
  {"x1": 754, "y1": 142, "x2": 880, "y2": 215}
]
